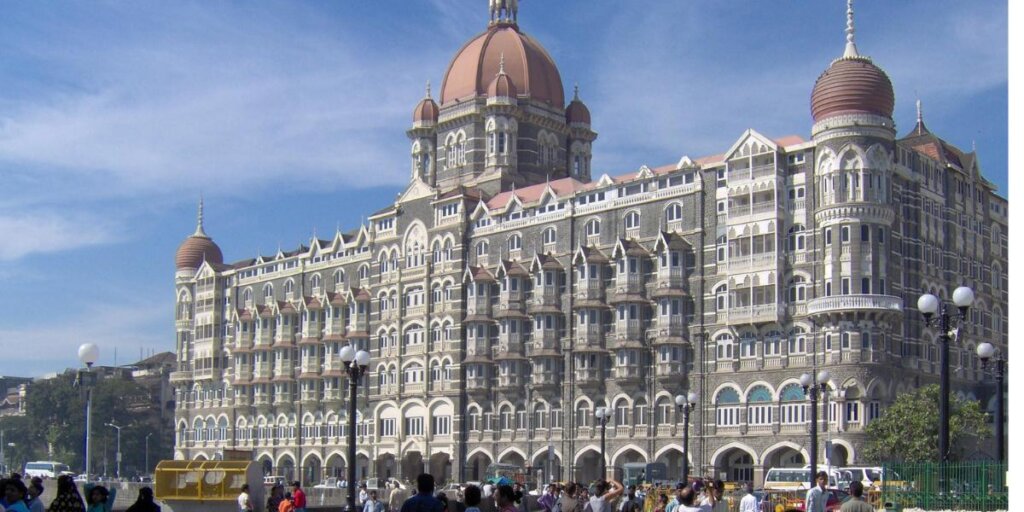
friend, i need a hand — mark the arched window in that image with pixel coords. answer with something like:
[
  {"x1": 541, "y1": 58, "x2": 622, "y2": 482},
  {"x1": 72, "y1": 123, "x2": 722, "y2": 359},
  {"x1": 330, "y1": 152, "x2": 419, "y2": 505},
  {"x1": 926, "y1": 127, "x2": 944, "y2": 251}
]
[
  {"x1": 715, "y1": 388, "x2": 741, "y2": 426},
  {"x1": 533, "y1": 403, "x2": 548, "y2": 430},
  {"x1": 263, "y1": 284, "x2": 274, "y2": 299},
  {"x1": 715, "y1": 284, "x2": 728, "y2": 311},
  {"x1": 476, "y1": 241, "x2": 490, "y2": 256},
  {"x1": 656, "y1": 397, "x2": 672, "y2": 425},
  {"x1": 780, "y1": 384, "x2": 806, "y2": 425},
  {"x1": 508, "y1": 234, "x2": 522, "y2": 251},
  {"x1": 787, "y1": 225, "x2": 806, "y2": 252},
  {"x1": 665, "y1": 203, "x2": 683, "y2": 223},
  {"x1": 788, "y1": 327, "x2": 806, "y2": 354},
  {"x1": 624, "y1": 211, "x2": 641, "y2": 229},
  {"x1": 311, "y1": 274, "x2": 322, "y2": 290},
  {"x1": 634, "y1": 398, "x2": 648, "y2": 426},
  {"x1": 788, "y1": 276, "x2": 807, "y2": 302},
  {"x1": 716, "y1": 334, "x2": 734, "y2": 360},
  {"x1": 542, "y1": 228, "x2": 556, "y2": 246},
  {"x1": 585, "y1": 219, "x2": 600, "y2": 236},
  {"x1": 243, "y1": 288, "x2": 253, "y2": 304},
  {"x1": 284, "y1": 280, "x2": 294, "y2": 295},
  {"x1": 334, "y1": 270, "x2": 345, "y2": 286},
  {"x1": 746, "y1": 386, "x2": 772, "y2": 425}
]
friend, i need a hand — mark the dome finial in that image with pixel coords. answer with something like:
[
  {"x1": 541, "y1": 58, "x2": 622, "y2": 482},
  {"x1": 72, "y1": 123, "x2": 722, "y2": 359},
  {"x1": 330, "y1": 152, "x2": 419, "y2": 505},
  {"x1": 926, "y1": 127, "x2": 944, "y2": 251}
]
[
  {"x1": 425, "y1": 80, "x2": 432, "y2": 99},
  {"x1": 916, "y1": 98, "x2": 922, "y2": 124},
  {"x1": 489, "y1": 0, "x2": 518, "y2": 27},
  {"x1": 194, "y1": 195, "x2": 208, "y2": 237},
  {"x1": 843, "y1": 0, "x2": 860, "y2": 58},
  {"x1": 573, "y1": 83, "x2": 580, "y2": 100}
]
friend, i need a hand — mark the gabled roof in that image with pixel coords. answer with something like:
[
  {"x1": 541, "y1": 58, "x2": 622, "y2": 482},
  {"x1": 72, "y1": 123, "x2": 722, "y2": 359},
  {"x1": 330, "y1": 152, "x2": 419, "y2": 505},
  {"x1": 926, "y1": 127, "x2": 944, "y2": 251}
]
[
  {"x1": 486, "y1": 177, "x2": 588, "y2": 210},
  {"x1": 572, "y1": 245, "x2": 609, "y2": 264},
  {"x1": 496, "y1": 260, "x2": 530, "y2": 278},
  {"x1": 653, "y1": 231, "x2": 693, "y2": 252},
  {"x1": 463, "y1": 265, "x2": 496, "y2": 283},
  {"x1": 611, "y1": 238, "x2": 651, "y2": 259},
  {"x1": 530, "y1": 253, "x2": 564, "y2": 272}
]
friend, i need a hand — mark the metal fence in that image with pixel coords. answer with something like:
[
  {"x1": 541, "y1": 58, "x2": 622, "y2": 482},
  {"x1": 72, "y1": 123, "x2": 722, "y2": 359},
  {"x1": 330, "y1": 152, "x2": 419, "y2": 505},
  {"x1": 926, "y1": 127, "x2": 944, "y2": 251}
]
[{"x1": 881, "y1": 461, "x2": 1007, "y2": 511}]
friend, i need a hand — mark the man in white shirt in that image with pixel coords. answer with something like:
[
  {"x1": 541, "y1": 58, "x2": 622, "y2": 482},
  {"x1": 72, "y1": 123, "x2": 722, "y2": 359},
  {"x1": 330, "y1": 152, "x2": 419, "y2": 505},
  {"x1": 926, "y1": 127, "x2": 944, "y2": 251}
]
[
  {"x1": 237, "y1": 484, "x2": 253, "y2": 512},
  {"x1": 804, "y1": 471, "x2": 830, "y2": 512},
  {"x1": 483, "y1": 484, "x2": 494, "y2": 499},
  {"x1": 738, "y1": 483, "x2": 758, "y2": 512}
]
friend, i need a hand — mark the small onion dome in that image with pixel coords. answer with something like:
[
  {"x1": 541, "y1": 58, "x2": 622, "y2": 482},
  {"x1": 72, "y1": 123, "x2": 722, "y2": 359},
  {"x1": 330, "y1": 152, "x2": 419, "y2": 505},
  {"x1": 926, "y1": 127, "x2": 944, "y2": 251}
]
[
  {"x1": 810, "y1": 57, "x2": 894, "y2": 122},
  {"x1": 175, "y1": 200, "x2": 224, "y2": 270},
  {"x1": 565, "y1": 84, "x2": 591, "y2": 125},
  {"x1": 413, "y1": 82, "x2": 439, "y2": 124},
  {"x1": 487, "y1": 57, "x2": 518, "y2": 98}
]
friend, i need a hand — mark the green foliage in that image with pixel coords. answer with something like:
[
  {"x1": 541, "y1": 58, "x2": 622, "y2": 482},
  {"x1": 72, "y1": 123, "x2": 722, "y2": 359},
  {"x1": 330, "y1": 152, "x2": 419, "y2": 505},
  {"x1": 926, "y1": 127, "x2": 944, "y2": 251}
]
[
  {"x1": 5, "y1": 372, "x2": 174, "y2": 477},
  {"x1": 863, "y1": 384, "x2": 991, "y2": 463}
]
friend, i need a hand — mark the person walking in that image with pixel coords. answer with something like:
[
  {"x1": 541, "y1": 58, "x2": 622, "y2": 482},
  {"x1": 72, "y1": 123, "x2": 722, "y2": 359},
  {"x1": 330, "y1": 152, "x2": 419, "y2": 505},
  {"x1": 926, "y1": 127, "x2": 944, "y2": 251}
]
[
  {"x1": 399, "y1": 474, "x2": 444, "y2": 512},
  {"x1": 738, "y1": 484, "x2": 757, "y2": 512},
  {"x1": 48, "y1": 475, "x2": 86, "y2": 512},
  {"x1": 538, "y1": 483, "x2": 558, "y2": 512},
  {"x1": 84, "y1": 484, "x2": 117, "y2": 512},
  {"x1": 838, "y1": 482, "x2": 873, "y2": 512},
  {"x1": 365, "y1": 490, "x2": 386, "y2": 512},
  {"x1": 237, "y1": 484, "x2": 254, "y2": 512},
  {"x1": 462, "y1": 485, "x2": 482, "y2": 512},
  {"x1": 125, "y1": 487, "x2": 161, "y2": 512},
  {"x1": 804, "y1": 472, "x2": 829, "y2": 512},
  {"x1": 555, "y1": 482, "x2": 582, "y2": 512},
  {"x1": 587, "y1": 479, "x2": 624, "y2": 512},
  {"x1": 267, "y1": 484, "x2": 284, "y2": 512},
  {"x1": 23, "y1": 479, "x2": 43, "y2": 512},
  {"x1": 292, "y1": 481, "x2": 307, "y2": 512},
  {"x1": 2, "y1": 479, "x2": 29, "y2": 512},
  {"x1": 494, "y1": 486, "x2": 518, "y2": 512},
  {"x1": 388, "y1": 481, "x2": 406, "y2": 512}
]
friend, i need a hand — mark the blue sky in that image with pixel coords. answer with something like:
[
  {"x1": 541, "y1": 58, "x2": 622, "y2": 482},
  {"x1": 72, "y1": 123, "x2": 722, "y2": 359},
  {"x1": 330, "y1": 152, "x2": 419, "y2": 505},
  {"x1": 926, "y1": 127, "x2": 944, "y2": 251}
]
[{"x1": 0, "y1": 1, "x2": 1008, "y2": 376}]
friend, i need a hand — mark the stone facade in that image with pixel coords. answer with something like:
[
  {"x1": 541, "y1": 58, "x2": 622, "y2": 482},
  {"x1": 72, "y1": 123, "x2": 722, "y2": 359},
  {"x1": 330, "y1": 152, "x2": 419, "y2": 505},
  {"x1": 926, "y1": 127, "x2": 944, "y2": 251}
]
[{"x1": 170, "y1": 4, "x2": 1008, "y2": 488}]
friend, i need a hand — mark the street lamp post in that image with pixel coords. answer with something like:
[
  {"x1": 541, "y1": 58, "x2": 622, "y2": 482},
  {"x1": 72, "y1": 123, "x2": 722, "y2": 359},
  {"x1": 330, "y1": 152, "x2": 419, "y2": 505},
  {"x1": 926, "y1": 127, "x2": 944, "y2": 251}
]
[
  {"x1": 145, "y1": 432, "x2": 154, "y2": 477},
  {"x1": 917, "y1": 286, "x2": 974, "y2": 462},
  {"x1": 675, "y1": 392, "x2": 698, "y2": 485},
  {"x1": 595, "y1": 407, "x2": 609, "y2": 481},
  {"x1": 106, "y1": 421, "x2": 123, "y2": 480},
  {"x1": 801, "y1": 370, "x2": 829, "y2": 489},
  {"x1": 77, "y1": 343, "x2": 99, "y2": 482},
  {"x1": 340, "y1": 345, "x2": 371, "y2": 512},
  {"x1": 976, "y1": 342, "x2": 1005, "y2": 461}
]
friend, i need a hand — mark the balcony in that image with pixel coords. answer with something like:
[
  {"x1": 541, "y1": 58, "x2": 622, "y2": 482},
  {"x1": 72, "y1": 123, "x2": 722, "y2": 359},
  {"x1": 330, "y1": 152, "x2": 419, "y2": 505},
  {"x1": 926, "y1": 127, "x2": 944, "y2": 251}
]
[
  {"x1": 404, "y1": 382, "x2": 426, "y2": 395},
  {"x1": 497, "y1": 290, "x2": 525, "y2": 313},
  {"x1": 404, "y1": 343, "x2": 428, "y2": 356},
  {"x1": 612, "y1": 365, "x2": 643, "y2": 383},
  {"x1": 466, "y1": 340, "x2": 490, "y2": 358},
  {"x1": 467, "y1": 377, "x2": 490, "y2": 394},
  {"x1": 650, "y1": 317, "x2": 685, "y2": 339},
  {"x1": 655, "y1": 361, "x2": 683, "y2": 380},
  {"x1": 169, "y1": 370, "x2": 193, "y2": 383},
  {"x1": 575, "y1": 325, "x2": 605, "y2": 349},
  {"x1": 233, "y1": 365, "x2": 252, "y2": 383},
  {"x1": 533, "y1": 330, "x2": 560, "y2": 351},
  {"x1": 611, "y1": 274, "x2": 645, "y2": 297},
  {"x1": 529, "y1": 290, "x2": 561, "y2": 316},
  {"x1": 252, "y1": 362, "x2": 272, "y2": 381},
  {"x1": 727, "y1": 252, "x2": 777, "y2": 273},
  {"x1": 575, "y1": 368, "x2": 602, "y2": 387},
  {"x1": 649, "y1": 271, "x2": 685, "y2": 297},
  {"x1": 531, "y1": 372, "x2": 559, "y2": 388},
  {"x1": 806, "y1": 294, "x2": 903, "y2": 316},
  {"x1": 466, "y1": 297, "x2": 492, "y2": 317},
  {"x1": 496, "y1": 375, "x2": 525, "y2": 390},
  {"x1": 613, "y1": 320, "x2": 644, "y2": 342},
  {"x1": 575, "y1": 282, "x2": 605, "y2": 303},
  {"x1": 723, "y1": 304, "x2": 782, "y2": 324}
]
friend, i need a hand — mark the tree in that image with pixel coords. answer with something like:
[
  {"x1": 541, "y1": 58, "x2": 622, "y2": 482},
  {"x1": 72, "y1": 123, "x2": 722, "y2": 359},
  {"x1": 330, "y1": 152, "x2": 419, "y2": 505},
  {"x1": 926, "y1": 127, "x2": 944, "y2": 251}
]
[{"x1": 863, "y1": 384, "x2": 991, "y2": 463}]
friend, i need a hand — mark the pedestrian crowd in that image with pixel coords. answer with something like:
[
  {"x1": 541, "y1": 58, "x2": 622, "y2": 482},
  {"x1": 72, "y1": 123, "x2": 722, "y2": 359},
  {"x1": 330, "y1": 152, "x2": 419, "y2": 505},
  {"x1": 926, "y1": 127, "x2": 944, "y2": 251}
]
[{"x1": 0, "y1": 471, "x2": 163, "y2": 512}]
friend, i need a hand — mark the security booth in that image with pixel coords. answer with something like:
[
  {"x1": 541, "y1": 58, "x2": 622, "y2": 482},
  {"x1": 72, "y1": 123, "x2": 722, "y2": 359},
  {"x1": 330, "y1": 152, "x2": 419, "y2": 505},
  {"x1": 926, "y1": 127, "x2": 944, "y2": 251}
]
[{"x1": 155, "y1": 459, "x2": 265, "y2": 512}]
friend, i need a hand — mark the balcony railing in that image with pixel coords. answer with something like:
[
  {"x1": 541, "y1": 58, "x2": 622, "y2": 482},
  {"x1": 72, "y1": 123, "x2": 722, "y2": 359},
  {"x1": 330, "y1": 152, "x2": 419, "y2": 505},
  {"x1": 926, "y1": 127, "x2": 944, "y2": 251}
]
[
  {"x1": 724, "y1": 304, "x2": 782, "y2": 324},
  {"x1": 727, "y1": 252, "x2": 777, "y2": 272},
  {"x1": 806, "y1": 294, "x2": 903, "y2": 315}
]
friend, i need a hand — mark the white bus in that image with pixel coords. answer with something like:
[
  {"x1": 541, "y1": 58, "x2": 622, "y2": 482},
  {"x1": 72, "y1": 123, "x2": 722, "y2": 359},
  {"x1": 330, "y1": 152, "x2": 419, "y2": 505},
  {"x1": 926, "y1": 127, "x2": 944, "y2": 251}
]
[
  {"x1": 24, "y1": 461, "x2": 72, "y2": 479},
  {"x1": 763, "y1": 468, "x2": 841, "y2": 490}
]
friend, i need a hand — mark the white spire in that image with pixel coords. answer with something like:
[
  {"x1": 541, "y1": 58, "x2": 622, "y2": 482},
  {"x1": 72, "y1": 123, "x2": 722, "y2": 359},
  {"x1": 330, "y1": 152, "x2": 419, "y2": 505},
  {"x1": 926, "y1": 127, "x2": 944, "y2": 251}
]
[
  {"x1": 916, "y1": 98, "x2": 922, "y2": 125},
  {"x1": 425, "y1": 80, "x2": 432, "y2": 99},
  {"x1": 498, "y1": 52, "x2": 506, "y2": 75},
  {"x1": 843, "y1": 0, "x2": 860, "y2": 58},
  {"x1": 194, "y1": 195, "x2": 208, "y2": 237}
]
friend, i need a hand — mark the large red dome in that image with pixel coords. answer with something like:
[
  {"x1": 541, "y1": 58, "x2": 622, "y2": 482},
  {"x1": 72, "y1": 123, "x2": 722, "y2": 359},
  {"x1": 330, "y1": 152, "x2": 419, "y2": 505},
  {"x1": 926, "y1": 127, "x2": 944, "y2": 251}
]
[
  {"x1": 440, "y1": 25, "x2": 564, "y2": 107},
  {"x1": 176, "y1": 234, "x2": 223, "y2": 270},
  {"x1": 811, "y1": 57, "x2": 894, "y2": 123}
]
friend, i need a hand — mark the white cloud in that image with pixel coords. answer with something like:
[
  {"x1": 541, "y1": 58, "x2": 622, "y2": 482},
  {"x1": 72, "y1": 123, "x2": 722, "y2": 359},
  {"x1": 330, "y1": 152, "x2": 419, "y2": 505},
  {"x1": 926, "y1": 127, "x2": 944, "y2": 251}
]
[
  {"x1": 0, "y1": 211, "x2": 118, "y2": 261},
  {"x1": 0, "y1": 300, "x2": 171, "y2": 377}
]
